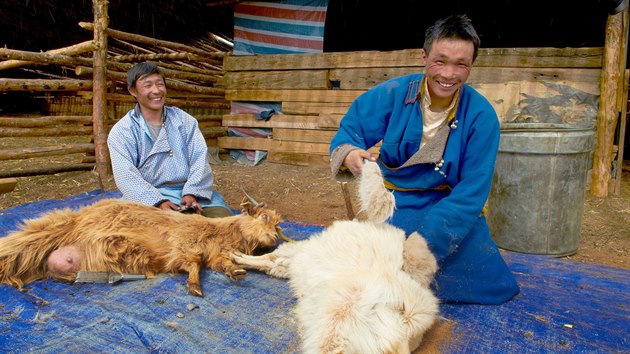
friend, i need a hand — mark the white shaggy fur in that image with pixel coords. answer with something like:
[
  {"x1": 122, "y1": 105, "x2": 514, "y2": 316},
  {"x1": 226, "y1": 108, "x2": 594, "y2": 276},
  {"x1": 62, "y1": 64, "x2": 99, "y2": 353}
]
[
  {"x1": 358, "y1": 160, "x2": 396, "y2": 223},
  {"x1": 232, "y1": 160, "x2": 439, "y2": 354}
]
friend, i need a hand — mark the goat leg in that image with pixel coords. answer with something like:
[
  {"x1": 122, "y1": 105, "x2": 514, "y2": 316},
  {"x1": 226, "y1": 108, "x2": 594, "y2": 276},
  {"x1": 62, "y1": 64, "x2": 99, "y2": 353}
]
[
  {"x1": 222, "y1": 259, "x2": 248, "y2": 281},
  {"x1": 180, "y1": 260, "x2": 203, "y2": 297},
  {"x1": 230, "y1": 247, "x2": 293, "y2": 279},
  {"x1": 207, "y1": 252, "x2": 247, "y2": 281}
]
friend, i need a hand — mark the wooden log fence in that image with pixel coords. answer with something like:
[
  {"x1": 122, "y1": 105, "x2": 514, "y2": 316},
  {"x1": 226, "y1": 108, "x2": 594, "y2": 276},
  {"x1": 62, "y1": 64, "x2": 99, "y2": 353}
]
[{"x1": 0, "y1": 1, "x2": 230, "y2": 182}]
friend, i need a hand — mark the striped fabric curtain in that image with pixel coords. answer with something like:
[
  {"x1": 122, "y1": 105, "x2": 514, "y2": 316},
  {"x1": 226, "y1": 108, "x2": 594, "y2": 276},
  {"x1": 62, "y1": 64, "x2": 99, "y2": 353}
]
[{"x1": 233, "y1": 0, "x2": 328, "y2": 55}]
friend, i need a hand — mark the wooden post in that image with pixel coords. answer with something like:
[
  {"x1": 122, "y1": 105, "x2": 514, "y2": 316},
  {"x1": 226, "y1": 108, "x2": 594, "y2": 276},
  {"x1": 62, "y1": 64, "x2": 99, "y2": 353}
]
[
  {"x1": 591, "y1": 10, "x2": 628, "y2": 197},
  {"x1": 92, "y1": 0, "x2": 112, "y2": 190},
  {"x1": 611, "y1": 69, "x2": 629, "y2": 194},
  {"x1": 340, "y1": 182, "x2": 355, "y2": 220}
]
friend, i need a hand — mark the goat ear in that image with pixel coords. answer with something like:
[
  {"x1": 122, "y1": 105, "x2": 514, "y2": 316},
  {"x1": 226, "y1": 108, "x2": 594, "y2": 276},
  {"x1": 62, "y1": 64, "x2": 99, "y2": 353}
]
[{"x1": 240, "y1": 200, "x2": 255, "y2": 215}]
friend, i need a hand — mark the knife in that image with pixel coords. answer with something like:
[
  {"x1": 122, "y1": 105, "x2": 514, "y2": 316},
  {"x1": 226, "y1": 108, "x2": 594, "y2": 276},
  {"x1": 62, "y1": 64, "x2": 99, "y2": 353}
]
[{"x1": 74, "y1": 271, "x2": 147, "y2": 285}]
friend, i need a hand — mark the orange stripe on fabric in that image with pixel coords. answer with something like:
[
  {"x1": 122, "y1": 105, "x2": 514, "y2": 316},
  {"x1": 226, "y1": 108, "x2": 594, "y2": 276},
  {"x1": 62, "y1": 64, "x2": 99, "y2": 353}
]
[{"x1": 236, "y1": 4, "x2": 327, "y2": 22}]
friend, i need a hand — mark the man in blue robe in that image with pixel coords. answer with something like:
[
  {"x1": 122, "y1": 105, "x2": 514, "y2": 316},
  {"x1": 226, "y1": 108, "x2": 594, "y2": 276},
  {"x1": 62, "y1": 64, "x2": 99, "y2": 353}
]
[{"x1": 329, "y1": 15, "x2": 519, "y2": 304}]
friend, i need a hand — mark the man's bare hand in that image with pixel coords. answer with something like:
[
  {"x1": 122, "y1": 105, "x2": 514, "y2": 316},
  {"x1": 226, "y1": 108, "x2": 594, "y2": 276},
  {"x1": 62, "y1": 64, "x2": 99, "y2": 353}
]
[
  {"x1": 181, "y1": 194, "x2": 202, "y2": 214},
  {"x1": 344, "y1": 149, "x2": 376, "y2": 176},
  {"x1": 158, "y1": 200, "x2": 180, "y2": 211}
]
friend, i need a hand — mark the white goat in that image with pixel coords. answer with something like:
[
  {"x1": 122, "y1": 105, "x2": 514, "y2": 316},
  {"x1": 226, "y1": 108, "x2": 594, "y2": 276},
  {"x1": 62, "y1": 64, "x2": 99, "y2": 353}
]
[{"x1": 232, "y1": 160, "x2": 439, "y2": 354}]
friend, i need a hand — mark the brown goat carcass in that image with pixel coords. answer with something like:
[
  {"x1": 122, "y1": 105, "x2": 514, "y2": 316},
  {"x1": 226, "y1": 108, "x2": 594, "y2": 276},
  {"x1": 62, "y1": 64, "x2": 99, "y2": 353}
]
[{"x1": 0, "y1": 198, "x2": 281, "y2": 296}]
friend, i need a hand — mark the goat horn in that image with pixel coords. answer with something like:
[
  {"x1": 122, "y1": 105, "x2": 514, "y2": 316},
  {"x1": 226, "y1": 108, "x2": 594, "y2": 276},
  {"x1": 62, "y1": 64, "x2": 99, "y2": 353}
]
[{"x1": 241, "y1": 189, "x2": 259, "y2": 206}]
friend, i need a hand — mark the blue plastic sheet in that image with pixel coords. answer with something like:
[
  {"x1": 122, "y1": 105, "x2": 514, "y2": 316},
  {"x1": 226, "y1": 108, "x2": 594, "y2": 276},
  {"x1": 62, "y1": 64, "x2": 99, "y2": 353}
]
[{"x1": 0, "y1": 190, "x2": 628, "y2": 353}]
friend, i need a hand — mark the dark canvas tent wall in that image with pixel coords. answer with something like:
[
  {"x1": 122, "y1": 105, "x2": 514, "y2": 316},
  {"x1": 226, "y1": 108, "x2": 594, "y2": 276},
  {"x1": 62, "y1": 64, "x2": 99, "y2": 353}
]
[{"x1": 323, "y1": 0, "x2": 610, "y2": 52}]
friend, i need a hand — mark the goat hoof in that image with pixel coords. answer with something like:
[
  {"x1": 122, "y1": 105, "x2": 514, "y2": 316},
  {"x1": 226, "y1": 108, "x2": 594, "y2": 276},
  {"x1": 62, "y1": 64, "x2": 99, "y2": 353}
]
[
  {"x1": 188, "y1": 284, "x2": 203, "y2": 297},
  {"x1": 228, "y1": 268, "x2": 247, "y2": 281}
]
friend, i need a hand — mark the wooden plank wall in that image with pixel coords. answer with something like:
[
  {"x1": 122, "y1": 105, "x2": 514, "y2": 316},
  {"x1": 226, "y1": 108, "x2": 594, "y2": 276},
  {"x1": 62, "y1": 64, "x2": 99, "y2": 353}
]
[{"x1": 220, "y1": 48, "x2": 603, "y2": 165}]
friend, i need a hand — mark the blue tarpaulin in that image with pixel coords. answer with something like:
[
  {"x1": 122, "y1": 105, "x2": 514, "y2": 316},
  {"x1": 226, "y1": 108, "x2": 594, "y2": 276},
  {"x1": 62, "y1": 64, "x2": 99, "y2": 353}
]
[{"x1": 0, "y1": 190, "x2": 628, "y2": 353}]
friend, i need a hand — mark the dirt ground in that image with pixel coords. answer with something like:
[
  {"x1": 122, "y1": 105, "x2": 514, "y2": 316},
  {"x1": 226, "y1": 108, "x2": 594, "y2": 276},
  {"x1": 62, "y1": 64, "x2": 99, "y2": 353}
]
[{"x1": 0, "y1": 146, "x2": 628, "y2": 270}]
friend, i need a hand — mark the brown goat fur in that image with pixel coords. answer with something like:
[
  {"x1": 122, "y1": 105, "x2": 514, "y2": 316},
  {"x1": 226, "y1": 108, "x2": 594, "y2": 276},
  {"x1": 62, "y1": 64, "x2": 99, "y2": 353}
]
[{"x1": 0, "y1": 198, "x2": 282, "y2": 296}]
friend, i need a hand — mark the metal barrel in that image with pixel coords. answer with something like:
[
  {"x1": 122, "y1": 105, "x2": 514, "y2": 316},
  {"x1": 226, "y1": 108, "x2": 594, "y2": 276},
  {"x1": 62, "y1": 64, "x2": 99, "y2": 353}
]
[{"x1": 487, "y1": 123, "x2": 595, "y2": 256}]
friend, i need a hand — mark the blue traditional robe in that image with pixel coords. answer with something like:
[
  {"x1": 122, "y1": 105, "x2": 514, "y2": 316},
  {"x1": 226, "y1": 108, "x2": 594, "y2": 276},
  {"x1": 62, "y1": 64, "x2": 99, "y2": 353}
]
[{"x1": 330, "y1": 74, "x2": 520, "y2": 304}]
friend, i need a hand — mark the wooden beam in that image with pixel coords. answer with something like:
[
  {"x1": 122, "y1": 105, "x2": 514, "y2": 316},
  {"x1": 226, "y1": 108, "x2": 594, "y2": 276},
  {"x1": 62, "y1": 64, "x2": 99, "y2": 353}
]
[
  {"x1": 223, "y1": 70, "x2": 330, "y2": 89},
  {"x1": 0, "y1": 178, "x2": 17, "y2": 194},
  {"x1": 224, "y1": 48, "x2": 603, "y2": 71},
  {"x1": 0, "y1": 41, "x2": 96, "y2": 71},
  {"x1": 0, "y1": 144, "x2": 95, "y2": 161},
  {"x1": 0, "y1": 79, "x2": 92, "y2": 92},
  {"x1": 196, "y1": 115, "x2": 225, "y2": 122},
  {"x1": 76, "y1": 65, "x2": 221, "y2": 84},
  {"x1": 281, "y1": 102, "x2": 351, "y2": 115},
  {"x1": 329, "y1": 67, "x2": 601, "y2": 90},
  {"x1": 225, "y1": 89, "x2": 363, "y2": 103},
  {"x1": 102, "y1": 93, "x2": 229, "y2": 109},
  {"x1": 267, "y1": 151, "x2": 330, "y2": 166},
  {"x1": 165, "y1": 80, "x2": 225, "y2": 96},
  {"x1": 0, "y1": 126, "x2": 93, "y2": 137},
  {"x1": 0, "y1": 48, "x2": 93, "y2": 67},
  {"x1": 0, "y1": 48, "x2": 217, "y2": 80},
  {"x1": 475, "y1": 47, "x2": 603, "y2": 68},
  {"x1": 224, "y1": 66, "x2": 600, "y2": 92},
  {"x1": 223, "y1": 114, "x2": 342, "y2": 129},
  {"x1": 0, "y1": 164, "x2": 95, "y2": 179},
  {"x1": 200, "y1": 126, "x2": 228, "y2": 138},
  {"x1": 75, "y1": 66, "x2": 225, "y2": 96},
  {"x1": 273, "y1": 128, "x2": 337, "y2": 143},
  {"x1": 109, "y1": 52, "x2": 223, "y2": 67},
  {"x1": 79, "y1": 22, "x2": 225, "y2": 60},
  {"x1": 218, "y1": 136, "x2": 271, "y2": 151},
  {"x1": 0, "y1": 116, "x2": 92, "y2": 127},
  {"x1": 218, "y1": 137, "x2": 330, "y2": 155},
  {"x1": 224, "y1": 49, "x2": 423, "y2": 71},
  {"x1": 199, "y1": 120, "x2": 222, "y2": 129}
]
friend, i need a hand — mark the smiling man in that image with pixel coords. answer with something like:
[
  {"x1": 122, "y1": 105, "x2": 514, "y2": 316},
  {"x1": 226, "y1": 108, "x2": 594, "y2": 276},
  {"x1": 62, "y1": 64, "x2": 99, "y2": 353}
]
[
  {"x1": 107, "y1": 62, "x2": 232, "y2": 218},
  {"x1": 329, "y1": 15, "x2": 519, "y2": 305}
]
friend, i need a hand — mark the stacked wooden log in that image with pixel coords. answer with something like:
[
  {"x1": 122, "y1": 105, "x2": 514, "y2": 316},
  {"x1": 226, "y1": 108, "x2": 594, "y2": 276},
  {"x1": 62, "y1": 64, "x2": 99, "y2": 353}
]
[
  {"x1": 0, "y1": 23, "x2": 230, "y2": 178},
  {"x1": 221, "y1": 47, "x2": 603, "y2": 165}
]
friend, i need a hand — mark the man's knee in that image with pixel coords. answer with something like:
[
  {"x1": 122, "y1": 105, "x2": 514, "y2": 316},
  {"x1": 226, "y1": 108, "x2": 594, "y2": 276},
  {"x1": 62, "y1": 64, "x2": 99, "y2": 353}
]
[{"x1": 201, "y1": 206, "x2": 234, "y2": 218}]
